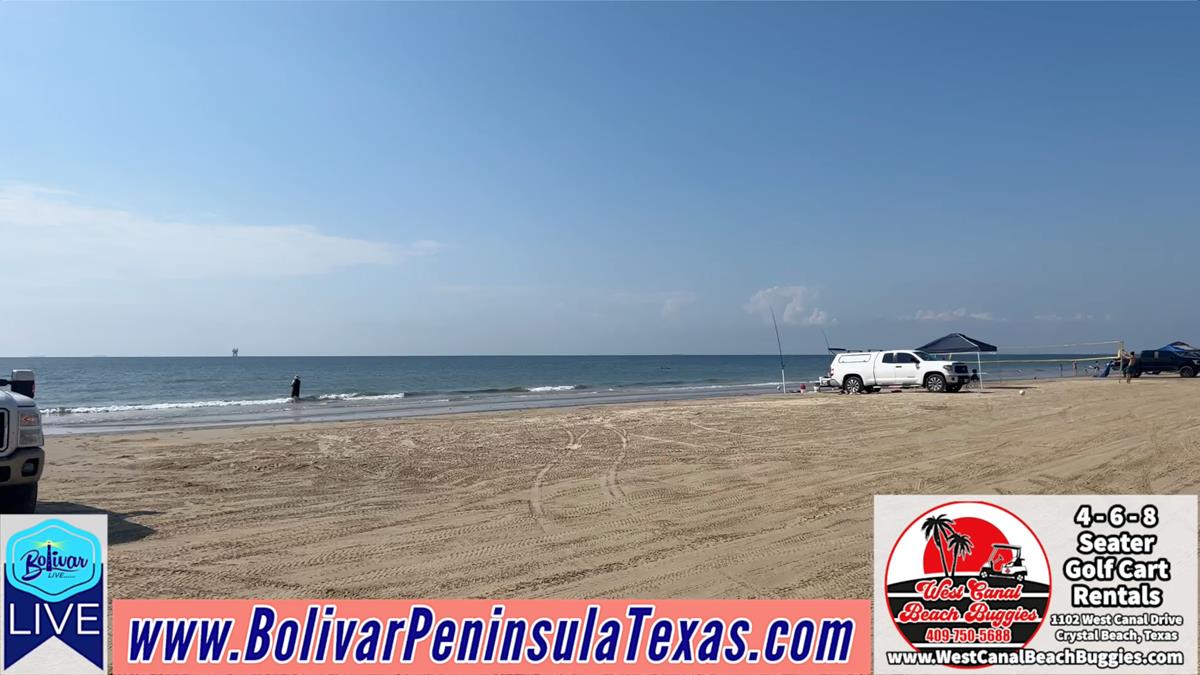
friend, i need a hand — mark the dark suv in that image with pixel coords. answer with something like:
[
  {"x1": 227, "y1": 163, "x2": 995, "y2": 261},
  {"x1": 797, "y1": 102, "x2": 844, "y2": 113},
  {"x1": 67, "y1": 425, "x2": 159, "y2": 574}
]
[{"x1": 1132, "y1": 350, "x2": 1200, "y2": 378}]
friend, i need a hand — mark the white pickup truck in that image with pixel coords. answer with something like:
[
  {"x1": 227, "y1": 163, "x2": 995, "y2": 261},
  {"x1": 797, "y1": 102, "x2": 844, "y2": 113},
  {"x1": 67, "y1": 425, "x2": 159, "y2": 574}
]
[
  {"x1": 828, "y1": 350, "x2": 971, "y2": 394},
  {"x1": 0, "y1": 370, "x2": 44, "y2": 513}
]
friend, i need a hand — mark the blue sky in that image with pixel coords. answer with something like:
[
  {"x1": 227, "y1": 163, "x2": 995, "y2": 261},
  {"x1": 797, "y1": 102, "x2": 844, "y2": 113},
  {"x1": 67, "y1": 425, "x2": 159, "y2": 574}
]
[{"x1": 2, "y1": 3, "x2": 1197, "y2": 356}]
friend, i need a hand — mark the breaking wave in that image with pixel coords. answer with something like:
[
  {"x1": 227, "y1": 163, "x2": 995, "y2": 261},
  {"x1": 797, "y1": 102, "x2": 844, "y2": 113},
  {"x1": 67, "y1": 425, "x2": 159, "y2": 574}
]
[
  {"x1": 317, "y1": 392, "x2": 407, "y2": 401},
  {"x1": 41, "y1": 397, "x2": 294, "y2": 415},
  {"x1": 431, "y1": 385, "x2": 588, "y2": 396},
  {"x1": 655, "y1": 382, "x2": 779, "y2": 391},
  {"x1": 38, "y1": 380, "x2": 775, "y2": 417},
  {"x1": 43, "y1": 391, "x2": 409, "y2": 415}
]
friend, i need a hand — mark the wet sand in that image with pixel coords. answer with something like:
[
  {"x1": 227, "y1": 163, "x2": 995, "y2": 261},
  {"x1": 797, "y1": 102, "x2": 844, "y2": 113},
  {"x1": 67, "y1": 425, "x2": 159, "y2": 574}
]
[{"x1": 39, "y1": 377, "x2": 1200, "y2": 600}]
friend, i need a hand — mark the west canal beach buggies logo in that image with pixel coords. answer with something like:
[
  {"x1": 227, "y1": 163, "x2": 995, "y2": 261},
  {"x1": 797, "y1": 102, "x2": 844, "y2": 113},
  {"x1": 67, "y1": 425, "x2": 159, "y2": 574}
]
[
  {"x1": 3, "y1": 516, "x2": 107, "y2": 673},
  {"x1": 884, "y1": 501, "x2": 1051, "y2": 663}
]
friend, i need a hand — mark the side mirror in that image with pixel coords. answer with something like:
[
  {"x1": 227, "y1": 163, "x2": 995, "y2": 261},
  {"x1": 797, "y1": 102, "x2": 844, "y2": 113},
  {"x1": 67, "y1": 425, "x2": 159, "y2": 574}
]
[{"x1": 8, "y1": 370, "x2": 35, "y2": 398}]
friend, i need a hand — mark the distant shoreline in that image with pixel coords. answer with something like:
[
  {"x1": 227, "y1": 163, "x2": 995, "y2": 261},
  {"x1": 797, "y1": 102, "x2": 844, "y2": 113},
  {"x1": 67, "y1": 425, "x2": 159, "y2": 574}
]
[
  {"x1": 44, "y1": 384, "x2": 781, "y2": 436},
  {"x1": 3, "y1": 352, "x2": 1117, "y2": 359},
  {"x1": 43, "y1": 376, "x2": 1077, "y2": 437},
  {"x1": 13, "y1": 353, "x2": 1112, "y2": 436},
  {"x1": 43, "y1": 377, "x2": 1198, "y2": 601}
]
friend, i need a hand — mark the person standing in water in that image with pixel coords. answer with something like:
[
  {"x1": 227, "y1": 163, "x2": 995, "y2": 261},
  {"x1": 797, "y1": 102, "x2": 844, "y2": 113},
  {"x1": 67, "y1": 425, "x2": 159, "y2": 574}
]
[{"x1": 290, "y1": 375, "x2": 302, "y2": 399}]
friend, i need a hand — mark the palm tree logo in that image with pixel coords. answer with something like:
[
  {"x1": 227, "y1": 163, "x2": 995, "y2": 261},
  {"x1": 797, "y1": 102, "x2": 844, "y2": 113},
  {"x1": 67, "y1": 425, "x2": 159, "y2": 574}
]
[
  {"x1": 947, "y1": 532, "x2": 974, "y2": 577},
  {"x1": 921, "y1": 514, "x2": 957, "y2": 578},
  {"x1": 921, "y1": 515, "x2": 977, "y2": 580}
]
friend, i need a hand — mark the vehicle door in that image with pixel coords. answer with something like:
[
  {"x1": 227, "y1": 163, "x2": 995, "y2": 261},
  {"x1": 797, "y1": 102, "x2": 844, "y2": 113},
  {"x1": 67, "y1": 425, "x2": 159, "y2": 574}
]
[
  {"x1": 893, "y1": 352, "x2": 922, "y2": 385},
  {"x1": 1143, "y1": 351, "x2": 1159, "y2": 372},
  {"x1": 875, "y1": 352, "x2": 898, "y2": 385}
]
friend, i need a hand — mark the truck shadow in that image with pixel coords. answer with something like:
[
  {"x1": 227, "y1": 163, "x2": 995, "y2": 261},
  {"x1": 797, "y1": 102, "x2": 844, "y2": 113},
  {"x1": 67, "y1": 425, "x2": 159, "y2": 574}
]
[{"x1": 36, "y1": 501, "x2": 158, "y2": 545}]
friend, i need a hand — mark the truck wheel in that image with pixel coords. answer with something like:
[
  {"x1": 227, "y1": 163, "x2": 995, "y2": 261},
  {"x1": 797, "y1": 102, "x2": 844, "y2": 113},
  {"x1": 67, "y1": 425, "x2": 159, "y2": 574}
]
[
  {"x1": 946, "y1": 383, "x2": 962, "y2": 393},
  {"x1": 843, "y1": 375, "x2": 864, "y2": 394},
  {"x1": 0, "y1": 484, "x2": 37, "y2": 514},
  {"x1": 925, "y1": 373, "x2": 947, "y2": 392},
  {"x1": 1180, "y1": 366, "x2": 1195, "y2": 378}
]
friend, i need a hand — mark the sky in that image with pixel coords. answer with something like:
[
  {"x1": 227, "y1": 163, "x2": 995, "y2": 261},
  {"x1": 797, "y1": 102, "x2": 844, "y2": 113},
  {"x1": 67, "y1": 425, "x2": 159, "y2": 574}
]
[{"x1": 1, "y1": 3, "x2": 1197, "y2": 356}]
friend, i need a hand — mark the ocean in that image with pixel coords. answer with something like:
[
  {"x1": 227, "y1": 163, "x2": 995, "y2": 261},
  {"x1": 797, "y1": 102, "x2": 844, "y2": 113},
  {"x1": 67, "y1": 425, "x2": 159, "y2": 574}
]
[{"x1": 0, "y1": 354, "x2": 1107, "y2": 433}]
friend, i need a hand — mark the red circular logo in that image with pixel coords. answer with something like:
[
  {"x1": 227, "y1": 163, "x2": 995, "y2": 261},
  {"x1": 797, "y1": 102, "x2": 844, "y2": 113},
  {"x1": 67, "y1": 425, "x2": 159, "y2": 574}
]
[{"x1": 884, "y1": 501, "x2": 1052, "y2": 665}]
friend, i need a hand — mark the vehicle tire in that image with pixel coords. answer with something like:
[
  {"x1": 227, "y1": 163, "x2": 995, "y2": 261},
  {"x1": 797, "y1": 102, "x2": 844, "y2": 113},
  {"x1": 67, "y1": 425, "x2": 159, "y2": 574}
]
[
  {"x1": 1180, "y1": 366, "x2": 1195, "y2": 378},
  {"x1": 0, "y1": 484, "x2": 37, "y2": 514},
  {"x1": 946, "y1": 383, "x2": 962, "y2": 393},
  {"x1": 925, "y1": 373, "x2": 947, "y2": 393},
  {"x1": 843, "y1": 375, "x2": 864, "y2": 394},
  {"x1": 1130, "y1": 370, "x2": 1141, "y2": 378},
  {"x1": 979, "y1": 568, "x2": 989, "y2": 579},
  {"x1": 1015, "y1": 573, "x2": 1026, "y2": 583}
]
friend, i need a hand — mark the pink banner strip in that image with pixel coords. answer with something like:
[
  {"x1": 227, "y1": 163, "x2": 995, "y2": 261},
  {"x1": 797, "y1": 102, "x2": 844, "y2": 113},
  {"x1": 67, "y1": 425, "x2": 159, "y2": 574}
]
[{"x1": 114, "y1": 599, "x2": 870, "y2": 674}]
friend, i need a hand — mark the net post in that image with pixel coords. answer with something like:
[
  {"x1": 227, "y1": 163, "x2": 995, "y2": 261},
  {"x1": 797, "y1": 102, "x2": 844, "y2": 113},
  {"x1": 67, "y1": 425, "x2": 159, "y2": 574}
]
[{"x1": 977, "y1": 351, "x2": 983, "y2": 393}]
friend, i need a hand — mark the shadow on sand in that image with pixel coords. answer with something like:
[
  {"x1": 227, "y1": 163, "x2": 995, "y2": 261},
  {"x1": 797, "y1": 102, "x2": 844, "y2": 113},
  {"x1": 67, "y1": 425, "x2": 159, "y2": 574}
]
[{"x1": 36, "y1": 501, "x2": 159, "y2": 545}]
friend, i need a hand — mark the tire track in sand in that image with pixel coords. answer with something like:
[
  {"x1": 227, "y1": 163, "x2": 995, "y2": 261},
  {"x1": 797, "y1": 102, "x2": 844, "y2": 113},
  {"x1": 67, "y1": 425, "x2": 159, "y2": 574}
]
[
  {"x1": 603, "y1": 426, "x2": 629, "y2": 504},
  {"x1": 530, "y1": 428, "x2": 588, "y2": 532}
]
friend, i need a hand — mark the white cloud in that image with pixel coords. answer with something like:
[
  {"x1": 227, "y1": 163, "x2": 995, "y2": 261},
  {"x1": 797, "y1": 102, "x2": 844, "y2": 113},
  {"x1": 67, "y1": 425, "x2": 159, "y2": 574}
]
[
  {"x1": 1033, "y1": 312, "x2": 1109, "y2": 322},
  {"x1": 0, "y1": 183, "x2": 436, "y2": 280},
  {"x1": 607, "y1": 290, "x2": 697, "y2": 318},
  {"x1": 432, "y1": 283, "x2": 532, "y2": 296},
  {"x1": 907, "y1": 308, "x2": 1000, "y2": 322},
  {"x1": 402, "y1": 240, "x2": 444, "y2": 257},
  {"x1": 430, "y1": 285, "x2": 696, "y2": 319},
  {"x1": 745, "y1": 286, "x2": 833, "y2": 325}
]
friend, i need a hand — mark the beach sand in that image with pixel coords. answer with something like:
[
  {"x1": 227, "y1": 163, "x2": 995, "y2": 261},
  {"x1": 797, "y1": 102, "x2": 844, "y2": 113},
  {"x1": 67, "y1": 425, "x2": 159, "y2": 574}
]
[{"x1": 39, "y1": 377, "x2": 1200, "y2": 600}]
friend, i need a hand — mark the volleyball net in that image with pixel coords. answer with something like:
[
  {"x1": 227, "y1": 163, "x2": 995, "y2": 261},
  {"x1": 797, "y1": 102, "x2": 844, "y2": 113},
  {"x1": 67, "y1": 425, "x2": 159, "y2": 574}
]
[{"x1": 970, "y1": 340, "x2": 1125, "y2": 380}]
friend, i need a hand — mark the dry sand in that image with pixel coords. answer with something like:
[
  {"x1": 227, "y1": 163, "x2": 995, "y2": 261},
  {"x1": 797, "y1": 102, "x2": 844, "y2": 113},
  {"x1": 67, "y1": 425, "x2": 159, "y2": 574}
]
[{"x1": 39, "y1": 377, "x2": 1200, "y2": 600}]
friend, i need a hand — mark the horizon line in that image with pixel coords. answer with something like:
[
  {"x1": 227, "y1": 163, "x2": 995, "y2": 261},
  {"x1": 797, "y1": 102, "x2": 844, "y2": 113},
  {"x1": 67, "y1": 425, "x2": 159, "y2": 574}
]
[{"x1": 1, "y1": 351, "x2": 1118, "y2": 359}]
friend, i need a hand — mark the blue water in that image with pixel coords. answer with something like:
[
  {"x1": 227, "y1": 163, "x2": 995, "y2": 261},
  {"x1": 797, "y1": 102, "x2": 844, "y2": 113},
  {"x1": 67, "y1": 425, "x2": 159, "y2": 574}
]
[{"x1": 0, "y1": 354, "x2": 1108, "y2": 433}]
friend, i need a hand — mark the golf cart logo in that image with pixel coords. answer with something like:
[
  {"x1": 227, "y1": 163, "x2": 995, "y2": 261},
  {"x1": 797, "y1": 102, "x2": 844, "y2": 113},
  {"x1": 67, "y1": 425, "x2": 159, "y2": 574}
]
[
  {"x1": 883, "y1": 501, "x2": 1051, "y2": 663},
  {"x1": 5, "y1": 519, "x2": 101, "y2": 602},
  {"x1": 981, "y1": 543, "x2": 1026, "y2": 582}
]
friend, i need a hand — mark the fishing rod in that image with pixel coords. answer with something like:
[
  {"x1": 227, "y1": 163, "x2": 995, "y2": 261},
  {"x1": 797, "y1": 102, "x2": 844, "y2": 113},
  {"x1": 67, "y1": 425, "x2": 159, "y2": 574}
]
[
  {"x1": 821, "y1": 328, "x2": 850, "y2": 354},
  {"x1": 770, "y1": 306, "x2": 786, "y2": 393}
]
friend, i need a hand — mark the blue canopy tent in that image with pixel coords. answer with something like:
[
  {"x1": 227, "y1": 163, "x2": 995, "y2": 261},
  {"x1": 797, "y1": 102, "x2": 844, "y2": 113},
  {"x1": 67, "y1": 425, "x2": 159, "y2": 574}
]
[
  {"x1": 917, "y1": 333, "x2": 998, "y2": 354},
  {"x1": 1160, "y1": 341, "x2": 1197, "y2": 353},
  {"x1": 916, "y1": 333, "x2": 998, "y2": 392}
]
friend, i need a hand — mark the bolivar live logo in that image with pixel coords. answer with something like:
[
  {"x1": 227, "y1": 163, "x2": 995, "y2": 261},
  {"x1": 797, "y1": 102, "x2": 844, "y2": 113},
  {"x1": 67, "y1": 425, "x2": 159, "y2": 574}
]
[
  {"x1": 3, "y1": 516, "x2": 107, "y2": 674},
  {"x1": 884, "y1": 501, "x2": 1051, "y2": 663}
]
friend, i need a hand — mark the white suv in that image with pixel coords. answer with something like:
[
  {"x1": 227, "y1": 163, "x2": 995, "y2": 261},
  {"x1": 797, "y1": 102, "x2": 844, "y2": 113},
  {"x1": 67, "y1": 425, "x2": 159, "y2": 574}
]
[{"x1": 828, "y1": 350, "x2": 971, "y2": 393}]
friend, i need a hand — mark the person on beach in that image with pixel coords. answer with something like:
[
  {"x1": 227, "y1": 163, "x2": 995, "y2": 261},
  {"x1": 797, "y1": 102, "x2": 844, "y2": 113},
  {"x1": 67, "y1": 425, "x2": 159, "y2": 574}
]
[
  {"x1": 1120, "y1": 351, "x2": 1129, "y2": 379},
  {"x1": 290, "y1": 375, "x2": 302, "y2": 399},
  {"x1": 1124, "y1": 351, "x2": 1137, "y2": 384}
]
